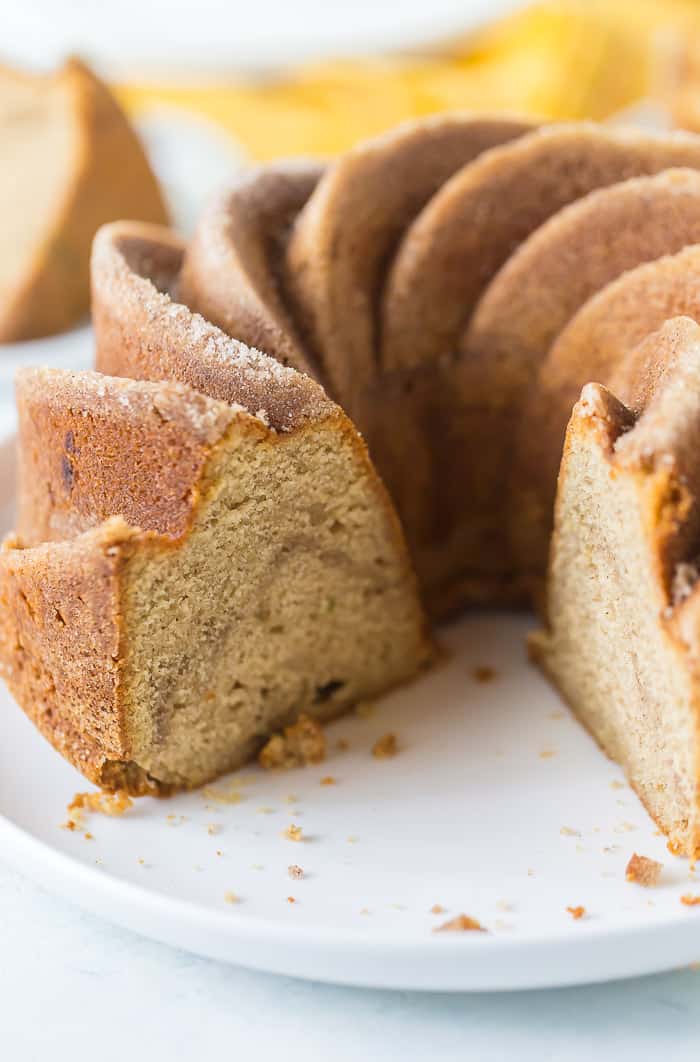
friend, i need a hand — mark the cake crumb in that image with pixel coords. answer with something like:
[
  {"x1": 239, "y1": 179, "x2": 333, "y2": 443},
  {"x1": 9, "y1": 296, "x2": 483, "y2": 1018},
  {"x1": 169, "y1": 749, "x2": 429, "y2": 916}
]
[
  {"x1": 347, "y1": 835, "x2": 359, "y2": 844},
  {"x1": 566, "y1": 905, "x2": 586, "y2": 920},
  {"x1": 283, "y1": 824, "x2": 303, "y2": 842},
  {"x1": 258, "y1": 713, "x2": 326, "y2": 769},
  {"x1": 681, "y1": 894, "x2": 700, "y2": 906},
  {"x1": 430, "y1": 904, "x2": 445, "y2": 914},
  {"x1": 560, "y1": 826, "x2": 581, "y2": 837},
  {"x1": 539, "y1": 749, "x2": 556, "y2": 759},
  {"x1": 472, "y1": 666, "x2": 496, "y2": 683},
  {"x1": 67, "y1": 790, "x2": 133, "y2": 820},
  {"x1": 224, "y1": 891, "x2": 239, "y2": 904},
  {"x1": 610, "y1": 780, "x2": 626, "y2": 790},
  {"x1": 626, "y1": 853, "x2": 663, "y2": 887},
  {"x1": 288, "y1": 864, "x2": 304, "y2": 880},
  {"x1": 372, "y1": 733, "x2": 398, "y2": 759},
  {"x1": 355, "y1": 701, "x2": 376, "y2": 718},
  {"x1": 84, "y1": 832, "x2": 94, "y2": 841},
  {"x1": 320, "y1": 776, "x2": 336, "y2": 786},
  {"x1": 287, "y1": 896, "x2": 297, "y2": 904},
  {"x1": 216, "y1": 849, "x2": 223, "y2": 857},
  {"x1": 207, "y1": 823, "x2": 220, "y2": 835},
  {"x1": 434, "y1": 914, "x2": 486, "y2": 933}
]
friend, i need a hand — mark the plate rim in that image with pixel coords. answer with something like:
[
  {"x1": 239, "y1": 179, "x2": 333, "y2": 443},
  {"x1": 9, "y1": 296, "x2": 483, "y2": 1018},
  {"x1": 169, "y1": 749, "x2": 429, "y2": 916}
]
[{"x1": 2, "y1": 799, "x2": 700, "y2": 991}]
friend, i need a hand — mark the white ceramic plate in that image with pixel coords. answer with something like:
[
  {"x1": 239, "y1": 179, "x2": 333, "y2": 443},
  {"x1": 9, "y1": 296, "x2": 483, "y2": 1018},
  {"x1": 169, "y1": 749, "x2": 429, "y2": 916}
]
[{"x1": 0, "y1": 436, "x2": 699, "y2": 991}]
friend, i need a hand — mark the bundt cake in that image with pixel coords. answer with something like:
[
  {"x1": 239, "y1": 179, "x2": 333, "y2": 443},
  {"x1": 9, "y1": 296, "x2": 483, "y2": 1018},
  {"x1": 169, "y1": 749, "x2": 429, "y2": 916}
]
[
  {"x1": 180, "y1": 119, "x2": 700, "y2": 616},
  {"x1": 8, "y1": 111, "x2": 700, "y2": 856},
  {"x1": 0, "y1": 230, "x2": 430, "y2": 793},
  {"x1": 531, "y1": 318, "x2": 700, "y2": 858},
  {"x1": 0, "y1": 58, "x2": 167, "y2": 342}
]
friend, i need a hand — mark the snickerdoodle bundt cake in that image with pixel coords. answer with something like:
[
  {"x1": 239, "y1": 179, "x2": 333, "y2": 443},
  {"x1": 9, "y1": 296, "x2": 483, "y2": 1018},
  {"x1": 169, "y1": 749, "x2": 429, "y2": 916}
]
[{"x1": 7, "y1": 113, "x2": 700, "y2": 855}]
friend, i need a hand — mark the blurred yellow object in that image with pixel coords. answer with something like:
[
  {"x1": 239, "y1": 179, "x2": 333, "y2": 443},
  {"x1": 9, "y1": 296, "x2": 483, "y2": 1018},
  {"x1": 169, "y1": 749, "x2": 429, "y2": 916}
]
[{"x1": 117, "y1": 0, "x2": 700, "y2": 160}]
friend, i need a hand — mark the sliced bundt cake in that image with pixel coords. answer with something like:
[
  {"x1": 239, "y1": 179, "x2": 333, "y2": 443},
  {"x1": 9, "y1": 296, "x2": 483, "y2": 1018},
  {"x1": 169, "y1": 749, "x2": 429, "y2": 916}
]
[
  {"x1": 0, "y1": 58, "x2": 167, "y2": 342},
  {"x1": 531, "y1": 318, "x2": 700, "y2": 858},
  {"x1": 180, "y1": 118, "x2": 700, "y2": 616},
  {"x1": 0, "y1": 316, "x2": 429, "y2": 792}
]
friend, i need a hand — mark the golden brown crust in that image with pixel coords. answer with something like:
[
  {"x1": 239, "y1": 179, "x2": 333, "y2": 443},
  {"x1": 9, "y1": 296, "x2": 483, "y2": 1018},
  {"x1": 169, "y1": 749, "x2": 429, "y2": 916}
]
[
  {"x1": 0, "y1": 58, "x2": 167, "y2": 342},
  {"x1": 178, "y1": 162, "x2": 323, "y2": 379},
  {"x1": 0, "y1": 520, "x2": 133, "y2": 786},
  {"x1": 91, "y1": 221, "x2": 336, "y2": 433},
  {"x1": 284, "y1": 113, "x2": 535, "y2": 401},
  {"x1": 14, "y1": 368, "x2": 245, "y2": 547},
  {"x1": 458, "y1": 168, "x2": 700, "y2": 593},
  {"x1": 382, "y1": 123, "x2": 700, "y2": 373}
]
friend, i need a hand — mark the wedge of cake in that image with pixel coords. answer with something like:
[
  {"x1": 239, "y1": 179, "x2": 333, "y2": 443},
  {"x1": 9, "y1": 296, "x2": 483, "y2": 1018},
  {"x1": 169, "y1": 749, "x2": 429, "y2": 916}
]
[
  {"x1": 531, "y1": 318, "x2": 700, "y2": 857},
  {"x1": 0, "y1": 368, "x2": 429, "y2": 792},
  {"x1": 0, "y1": 58, "x2": 166, "y2": 341}
]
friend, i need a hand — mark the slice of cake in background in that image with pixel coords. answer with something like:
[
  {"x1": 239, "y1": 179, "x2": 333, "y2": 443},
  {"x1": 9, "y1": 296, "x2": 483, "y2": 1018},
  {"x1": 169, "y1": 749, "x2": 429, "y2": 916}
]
[{"x1": 0, "y1": 58, "x2": 167, "y2": 342}]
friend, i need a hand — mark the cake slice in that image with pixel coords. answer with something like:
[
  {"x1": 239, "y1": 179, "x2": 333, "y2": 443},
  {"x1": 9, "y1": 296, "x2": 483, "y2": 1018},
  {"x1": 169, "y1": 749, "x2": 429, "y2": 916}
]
[
  {"x1": 531, "y1": 318, "x2": 700, "y2": 857},
  {"x1": 0, "y1": 58, "x2": 167, "y2": 342},
  {"x1": 0, "y1": 369, "x2": 430, "y2": 793}
]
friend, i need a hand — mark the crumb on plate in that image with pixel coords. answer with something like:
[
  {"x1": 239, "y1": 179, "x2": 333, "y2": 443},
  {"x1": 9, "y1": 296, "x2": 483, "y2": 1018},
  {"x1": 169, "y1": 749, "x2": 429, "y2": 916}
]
[
  {"x1": 681, "y1": 894, "x2": 700, "y2": 907},
  {"x1": 288, "y1": 864, "x2": 304, "y2": 880},
  {"x1": 625, "y1": 853, "x2": 663, "y2": 887},
  {"x1": 566, "y1": 905, "x2": 586, "y2": 920},
  {"x1": 283, "y1": 824, "x2": 303, "y2": 842},
  {"x1": 372, "y1": 733, "x2": 398, "y2": 759},
  {"x1": 258, "y1": 713, "x2": 326, "y2": 769},
  {"x1": 68, "y1": 789, "x2": 133, "y2": 819},
  {"x1": 434, "y1": 914, "x2": 486, "y2": 933}
]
